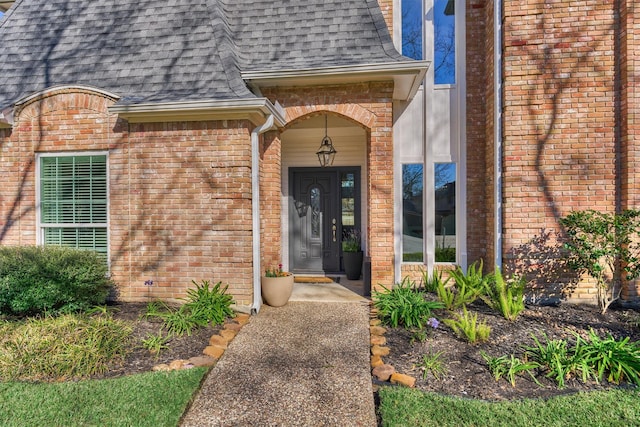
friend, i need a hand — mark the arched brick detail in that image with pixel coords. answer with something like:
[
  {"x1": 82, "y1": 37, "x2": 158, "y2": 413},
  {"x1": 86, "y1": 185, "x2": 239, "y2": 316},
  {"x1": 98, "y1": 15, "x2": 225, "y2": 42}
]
[
  {"x1": 284, "y1": 102, "x2": 377, "y2": 131},
  {"x1": 15, "y1": 86, "x2": 119, "y2": 121}
]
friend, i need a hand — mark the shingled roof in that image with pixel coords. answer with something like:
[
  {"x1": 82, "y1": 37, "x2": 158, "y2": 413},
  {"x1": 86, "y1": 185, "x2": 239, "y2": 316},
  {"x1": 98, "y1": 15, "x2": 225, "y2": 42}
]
[{"x1": 0, "y1": 0, "x2": 419, "y2": 111}]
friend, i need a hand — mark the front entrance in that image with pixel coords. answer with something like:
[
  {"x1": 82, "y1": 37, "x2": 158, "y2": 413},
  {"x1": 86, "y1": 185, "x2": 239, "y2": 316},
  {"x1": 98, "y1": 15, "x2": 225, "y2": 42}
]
[{"x1": 289, "y1": 167, "x2": 360, "y2": 274}]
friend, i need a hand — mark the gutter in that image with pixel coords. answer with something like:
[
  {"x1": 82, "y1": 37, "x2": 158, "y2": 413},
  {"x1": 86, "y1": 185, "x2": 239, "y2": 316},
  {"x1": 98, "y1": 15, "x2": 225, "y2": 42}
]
[
  {"x1": 242, "y1": 61, "x2": 430, "y2": 101},
  {"x1": 109, "y1": 97, "x2": 284, "y2": 125},
  {"x1": 494, "y1": 0, "x2": 503, "y2": 268},
  {"x1": 250, "y1": 115, "x2": 279, "y2": 314}
]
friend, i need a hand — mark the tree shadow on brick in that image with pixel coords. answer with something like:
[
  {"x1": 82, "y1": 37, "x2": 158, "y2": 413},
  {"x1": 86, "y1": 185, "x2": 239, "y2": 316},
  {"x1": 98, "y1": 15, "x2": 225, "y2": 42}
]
[{"x1": 503, "y1": 228, "x2": 579, "y2": 305}]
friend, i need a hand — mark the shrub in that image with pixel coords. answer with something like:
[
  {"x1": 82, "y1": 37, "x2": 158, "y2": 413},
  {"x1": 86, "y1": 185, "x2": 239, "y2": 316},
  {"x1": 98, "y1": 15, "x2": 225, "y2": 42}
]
[
  {"x1": 437, "y1": 262, "x2": 486, "y2": 310},
  {"x1": 0, "y1": 245, "x2": 113, "y2": 316},
  {"x1": 143, "y1": 280, "x2": 235, "y2": 336},
  {"x1": 0, "y1": 313, "x2": 132, "y2": 381},
  {"x1": 421, "y1": 268, "x2": 450, "y2": 293},
  {"x1": 560, "y1": 209, "x2": 640, "y2": 314},
  {"x1": 573, "y1": 329, "x2": 640, "y2": 385},
  {"x1": 443, "y1": 307, "x2": 491, "y2": 344},
  {"x1": 522, "y1": 330, "x2": 640, "y2": 388},
  {"x1": 416, "y1": 350, "x2": 447, "y2": 380},
  {"x1": 182, "y1": 280, "x2": 235, "y2": 326},
  {"x1": 481, "y1": 351, "x2": 540, "y2": 387},
  {"x1": 373, "y1": 277, "x2": 444, "y2": 329},
  {"x1": 481, "y1": 268, "x2": 526, "y2": 321}
]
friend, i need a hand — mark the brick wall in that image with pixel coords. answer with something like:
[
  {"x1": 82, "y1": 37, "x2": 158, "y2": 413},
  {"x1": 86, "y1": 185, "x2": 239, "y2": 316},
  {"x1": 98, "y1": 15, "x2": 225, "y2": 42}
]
[
  {"x1": 0, "y1": 89, "x2": 256, "y2": 306},
  {"x1": 501, "y1": 0, "x2": 623, "y2": 302},
  {"x1": 466, "y1": 0, "x2": 490, "y2": 268},
  {"x1": 619, "y1": 0, "x2": 640, "y2": 300},
  {"x1": 120, "y1": 119, "x2": 254, "y2": 305}
]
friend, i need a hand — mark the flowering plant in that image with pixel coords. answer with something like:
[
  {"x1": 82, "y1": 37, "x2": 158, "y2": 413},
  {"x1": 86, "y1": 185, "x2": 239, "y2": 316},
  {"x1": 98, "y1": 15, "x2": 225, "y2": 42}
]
[{"x1": 264, "y1": 263, "x2": 290, "y2": 277}]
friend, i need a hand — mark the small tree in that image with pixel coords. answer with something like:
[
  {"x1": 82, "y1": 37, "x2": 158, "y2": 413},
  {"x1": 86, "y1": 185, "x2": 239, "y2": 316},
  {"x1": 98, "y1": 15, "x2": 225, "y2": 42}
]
[{"x1": 560, "y1": 210, "x2": 640, "y2": 314}]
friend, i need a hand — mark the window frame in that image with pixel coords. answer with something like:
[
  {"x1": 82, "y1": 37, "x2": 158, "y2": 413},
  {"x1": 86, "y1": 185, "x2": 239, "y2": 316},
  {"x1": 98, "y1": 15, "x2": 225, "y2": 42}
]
[{"x1": 36, "y1": 151, "x2": 110, "y2": 265}]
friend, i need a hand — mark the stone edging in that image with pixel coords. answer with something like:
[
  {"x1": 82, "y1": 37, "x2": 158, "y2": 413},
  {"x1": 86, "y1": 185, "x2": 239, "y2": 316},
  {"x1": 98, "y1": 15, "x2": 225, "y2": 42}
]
[
  {"x1": 369, "y1": 305, "x2": 417, "y2": 388},
  {"x1": 152, "y1": 312, "x2": 251, "y2": 372}
]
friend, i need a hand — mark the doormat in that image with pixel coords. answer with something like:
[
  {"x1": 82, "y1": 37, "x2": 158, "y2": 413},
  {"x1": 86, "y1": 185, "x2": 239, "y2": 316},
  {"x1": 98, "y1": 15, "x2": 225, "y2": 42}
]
[{"x1": 294, "y1": 276, "x2": 334, "y2": 284}]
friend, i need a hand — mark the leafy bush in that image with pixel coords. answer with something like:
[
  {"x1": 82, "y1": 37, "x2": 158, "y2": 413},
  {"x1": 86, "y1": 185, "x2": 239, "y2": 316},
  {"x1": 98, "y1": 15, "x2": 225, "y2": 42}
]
[
  {"x1": 421, "y1": 268, "x2": 450, "y2": 293},
  {"x1": 416, "y1": 350, "x2": 447, "y2": 380},
  {"x1": 443, "y1": 307, "x2": 491, "y2": 344},
  {"x1": 437, "y1": 262, "x2": 486, "y2": 310},
  {"x1": 0, "y1": 245, "x2": 113, "y2": 316},
  {"x1": 560, "y1": 209, "x2": 640, "y2": 314},
  {"x1": 481, "y1": 351, "x2": 540, "y2": 387},
  {"x1": 481, "y1": 268, "x2": 526, "y2": 321},
  {"x1": 523, "y1": 333, "x2": 577, "y2": 388},
  {"x1": 373, "y1": 277, "x2": 444, "y2": 329},
  {"x1": 183, "y1": 280, "x2": 235, "y2": 326},
  {"x1": 143, "y1": 280, "x2": 235, "y2": 336},
  {"x1": 0, "y1": 313, "x2": 132, "y2": 381},
  {"x1": 523, "y1": 330, "x2": 640, "y2": 388},
  {"x1": 141, "y1": 333, "x2": 171, "y2": 357}
]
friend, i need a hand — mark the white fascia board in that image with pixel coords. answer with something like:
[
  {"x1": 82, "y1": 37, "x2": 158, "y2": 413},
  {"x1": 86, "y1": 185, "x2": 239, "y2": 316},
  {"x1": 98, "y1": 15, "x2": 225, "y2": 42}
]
[
  {"x1": 109, "y1": 98, "x2": 286, "y2": 127},
  {"x1": 0, "y1": 1, "x2": 14, "y2": 13},
  {"x1": 242, "y1": 61, "x2": 430, "y2": 101},
  {"x1": 0, "y1": 108, "x2": 13, "y2": 128}
]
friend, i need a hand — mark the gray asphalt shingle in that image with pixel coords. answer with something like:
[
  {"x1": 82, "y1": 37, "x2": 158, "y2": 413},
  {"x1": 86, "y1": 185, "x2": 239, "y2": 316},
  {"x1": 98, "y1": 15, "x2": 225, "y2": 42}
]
[{"x1": 0, "y1": 0, "x2": 409, "y2": 109}]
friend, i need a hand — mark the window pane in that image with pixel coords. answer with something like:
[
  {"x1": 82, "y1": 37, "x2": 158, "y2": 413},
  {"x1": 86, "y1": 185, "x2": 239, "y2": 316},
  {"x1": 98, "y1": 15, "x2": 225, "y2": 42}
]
[
  {"x1": 341, "y1": 172, "x2": 355, "y2": 227},
  {"x1": 40, "y1": 155, "x2": 108, "y2": 260},
  {"x1": 435, "y1": 163, "x2": 456, "y2": 262},
  {"x1": 402, "y1": 0, "x2": 423, "y2": 60},
  {"x1": 434, "y1": 0, "x2": 456, "y2": 84},
  {"x1": 403, "y1": 164, "x2": 423, "y2": 262}
]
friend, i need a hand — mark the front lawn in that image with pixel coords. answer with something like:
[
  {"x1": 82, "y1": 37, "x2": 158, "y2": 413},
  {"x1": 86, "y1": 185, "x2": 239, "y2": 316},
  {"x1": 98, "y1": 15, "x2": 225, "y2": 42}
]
[
  {"x1": 378, "y1": 386, "x2": 640, "y2": 426},
  {"x1": 0, "y1": 368, "x2": 207, "y2": 427}
]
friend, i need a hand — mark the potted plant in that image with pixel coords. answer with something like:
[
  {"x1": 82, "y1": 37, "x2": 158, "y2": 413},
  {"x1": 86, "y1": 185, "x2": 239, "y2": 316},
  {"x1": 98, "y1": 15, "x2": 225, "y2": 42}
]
[
  {"x1": 261, "y1": 263, "x2": 294, "y2": 307},
  {"x1": 342, "y1": 229, "x2": 363, "y2": 280}
]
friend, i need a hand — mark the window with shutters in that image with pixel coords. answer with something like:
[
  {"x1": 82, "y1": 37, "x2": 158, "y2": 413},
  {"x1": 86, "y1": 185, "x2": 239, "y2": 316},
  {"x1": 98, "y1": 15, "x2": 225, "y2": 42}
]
[{"x1": 38, "y1": 153, "x2": 108, "y2": 262}]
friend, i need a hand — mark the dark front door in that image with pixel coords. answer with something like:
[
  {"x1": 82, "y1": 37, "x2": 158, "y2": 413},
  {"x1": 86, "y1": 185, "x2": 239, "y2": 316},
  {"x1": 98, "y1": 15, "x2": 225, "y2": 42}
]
[
  {"x1": 290, "y1": 170, "x2": 340, "y2": 273},
  {"x1": 290, "y1": 167, "x2": 361, "y2": 275}
]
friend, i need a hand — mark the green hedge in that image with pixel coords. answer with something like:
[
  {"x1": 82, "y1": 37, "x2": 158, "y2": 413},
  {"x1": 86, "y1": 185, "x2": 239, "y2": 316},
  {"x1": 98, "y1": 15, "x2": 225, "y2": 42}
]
[{"x1": 0, "y1": 246, "x2": 113, "y2": 316}]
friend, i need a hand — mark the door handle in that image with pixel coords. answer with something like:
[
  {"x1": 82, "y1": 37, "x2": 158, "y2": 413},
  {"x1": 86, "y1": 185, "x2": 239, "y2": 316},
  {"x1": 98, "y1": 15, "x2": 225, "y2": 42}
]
[{"x1": 332, "y1": 219, "x2": 337, "y2": 242}]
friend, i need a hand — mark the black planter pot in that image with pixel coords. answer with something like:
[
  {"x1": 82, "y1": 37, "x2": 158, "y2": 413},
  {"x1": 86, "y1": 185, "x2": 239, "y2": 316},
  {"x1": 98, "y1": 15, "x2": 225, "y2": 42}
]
[{"x1": 343, "y1": 251, "x2": 364, "y2": 280}]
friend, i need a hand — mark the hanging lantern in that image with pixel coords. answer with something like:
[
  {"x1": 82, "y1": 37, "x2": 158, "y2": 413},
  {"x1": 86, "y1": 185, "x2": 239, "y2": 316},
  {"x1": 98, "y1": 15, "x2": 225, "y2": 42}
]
[{"x1": 316, "y1": 115, "x2": 337, "y2": 167}]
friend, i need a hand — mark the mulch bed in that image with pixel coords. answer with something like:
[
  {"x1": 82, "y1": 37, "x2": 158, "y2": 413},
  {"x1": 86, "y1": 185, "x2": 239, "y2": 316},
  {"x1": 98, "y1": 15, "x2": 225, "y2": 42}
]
[
  {"x1": 87, "y1": 300, "x2": 638, "y2": 403},
  {"x1": 90, "y1": 302, "x2": 222, "y2": 380},
  {"x1": 380, "y1": 300, "x2": 640, "y2": 401}
]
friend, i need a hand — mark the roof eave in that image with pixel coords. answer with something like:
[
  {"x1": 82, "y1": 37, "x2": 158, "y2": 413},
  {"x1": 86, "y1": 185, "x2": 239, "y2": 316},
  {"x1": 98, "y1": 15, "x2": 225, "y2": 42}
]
[
  {"x1": 109, "y1": 98, "x2": 286, "y2": 127},
  {"x1": 0, "y1": 108, "x2": 14, "y2": 128},
  {"x1": 241, "y1": 61, "x2": 430, "y2": 101}
]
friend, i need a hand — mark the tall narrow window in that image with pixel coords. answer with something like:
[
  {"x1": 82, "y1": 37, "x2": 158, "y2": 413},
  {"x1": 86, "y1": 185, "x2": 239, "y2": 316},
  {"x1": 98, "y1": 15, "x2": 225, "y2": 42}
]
[
  {"x1": 402, "y1": 164, "x2": 423, "y2": 262},
  {"x1": 434, "y1": 0, "x2": 456, "y2": 84},
  {"x1": 402, "y1": 0, "x2": 423, "y2": 60},
  {"x1": 40, "y1": 154, "x2": 108, "y2": 260},
  {"x1": 434, "y1": 163, "x2": 455, "y2": 262}
]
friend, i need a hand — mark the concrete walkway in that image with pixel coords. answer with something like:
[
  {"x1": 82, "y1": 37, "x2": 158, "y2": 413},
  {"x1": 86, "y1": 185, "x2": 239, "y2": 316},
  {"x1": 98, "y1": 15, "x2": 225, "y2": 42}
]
[{"x1": 180, "y1": 284, "x2": 375, "y2": 427}]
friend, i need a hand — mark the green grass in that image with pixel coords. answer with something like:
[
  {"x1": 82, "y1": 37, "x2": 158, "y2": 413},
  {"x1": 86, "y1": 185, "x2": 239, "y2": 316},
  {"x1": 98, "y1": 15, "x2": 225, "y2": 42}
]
[
  {"x1": 378, "y1": 387, "x2": 640, "y2": 427},
  {"x1": 0, "y1": 368, "x2": 207, "y2": 427}
]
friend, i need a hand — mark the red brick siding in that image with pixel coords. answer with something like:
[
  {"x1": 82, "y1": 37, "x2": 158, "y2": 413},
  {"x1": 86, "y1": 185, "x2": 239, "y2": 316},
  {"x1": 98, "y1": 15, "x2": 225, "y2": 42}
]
[
  {"x1": 619, "y1": 0, "x2": 640, "y2": 299},
  {"x1": 0, "y1": 89, "x2": 256, "y2": 305},
  {"x1": 501, "y1": 0, "x2": 622, "y2": 302},
  {"x1": 120, "y1": 120, "x2": 254, "y2": 304},
  {"x1": 261, "y1": 131, "x2": 284, "y2": 271},
  {"x1": 466, "y1": 0, "x2": 490, "y2": 268},
  {"x1": 377, "y1": 0, "x2": 394, "y2": 37}
]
